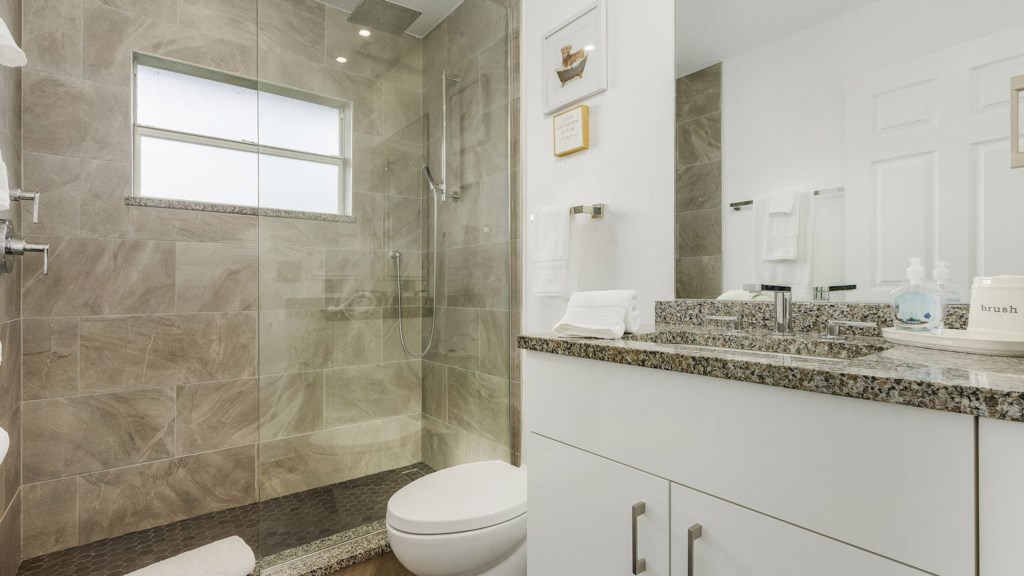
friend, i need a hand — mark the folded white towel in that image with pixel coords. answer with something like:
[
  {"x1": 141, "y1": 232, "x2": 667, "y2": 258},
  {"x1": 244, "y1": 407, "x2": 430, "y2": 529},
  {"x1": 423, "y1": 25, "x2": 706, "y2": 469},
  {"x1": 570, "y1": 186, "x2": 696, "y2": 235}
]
[
  {"x1": 758, "y1": 189, "x2": 807, "y2": 261},
  {"x1": 0, "y1": 150, "x2": 12, "y2": 211},
  {"x1": 0, "y1": 425, "x2": 8, "y2": 466},
  {"x1": 754, "y1": 191, "x2": 814, "y2": 292},
  {"x1": 125, "y1": 536, "x2": 255, "y2": 576},
  {"x1": 0, "y1": 17, "x2": 26, "y2": 68},
  {"x1": 553, "y1": 290, "x2": 640, "y2": 339},
  {"x1": 531, "y1": 206, "x2": 571, "y2": 297}
]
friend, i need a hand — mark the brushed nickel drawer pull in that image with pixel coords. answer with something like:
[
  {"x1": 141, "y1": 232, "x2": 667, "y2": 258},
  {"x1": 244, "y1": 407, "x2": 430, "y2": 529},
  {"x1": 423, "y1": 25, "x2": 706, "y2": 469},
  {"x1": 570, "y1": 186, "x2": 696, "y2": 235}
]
[
  {"x1": 688, "y1": 523, "x2": 703, "y2": 576},
  {"x1": 632, "y1": 502, "x2": 647, "y2": 574}
]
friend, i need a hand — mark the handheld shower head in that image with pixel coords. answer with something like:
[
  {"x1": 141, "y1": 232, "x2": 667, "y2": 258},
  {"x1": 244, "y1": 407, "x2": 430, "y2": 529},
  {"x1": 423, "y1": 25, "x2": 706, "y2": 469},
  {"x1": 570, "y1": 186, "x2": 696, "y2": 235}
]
[{"x1": 422, "y1": 166, "x2": 445, "y2": 202}]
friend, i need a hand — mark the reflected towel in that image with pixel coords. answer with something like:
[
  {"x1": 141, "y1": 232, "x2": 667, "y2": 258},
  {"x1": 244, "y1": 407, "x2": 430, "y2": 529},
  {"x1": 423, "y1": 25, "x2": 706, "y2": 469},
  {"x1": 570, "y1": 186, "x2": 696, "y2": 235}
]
[
  {"x1": 759, "y1": 189, "x2": 807, "y2": 261},
  {"x1": 553, "y1": 290, "x2": 640, "y2": 339},
  {"x1": 531, "y1": 206, "x2": 571, "y2": 297},
  {"x1": 125, "y1": 536, "x2": 256, "y2": 576},
  {"x1": 754, "y1": 191, "x2": 814, "y2": 291},
  {"x1": 0, "y1": 17, "x2": 26, "y2": 68}
]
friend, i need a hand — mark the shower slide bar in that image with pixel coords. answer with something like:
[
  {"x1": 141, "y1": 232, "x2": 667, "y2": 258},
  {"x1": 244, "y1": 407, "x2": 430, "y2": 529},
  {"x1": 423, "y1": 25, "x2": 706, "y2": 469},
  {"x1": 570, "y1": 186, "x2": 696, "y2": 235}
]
[{"x1": 728, "y1": 187, "x2": 845, "y2": 211}]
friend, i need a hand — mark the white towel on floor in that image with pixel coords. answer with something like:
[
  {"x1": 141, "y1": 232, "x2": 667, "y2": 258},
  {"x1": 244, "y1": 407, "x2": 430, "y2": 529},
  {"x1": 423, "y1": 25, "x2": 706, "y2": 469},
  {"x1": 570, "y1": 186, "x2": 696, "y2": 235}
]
[
  {"x1": 759, "y1": 189, "x2": 806, "y2": 261},
  {"x1": 125, "y1": 536, "x2": 256, "y2": 576},
  {"x1": 553, "y1": 290, "x2": 640, "y2": 339},
  {"x1": 0, "y1": 17, "x2": 26, "y2": 68},
  {"x1": 753, "y1": 190, "x2": 814, "y2": 293},
  {"x1": 531, "y1": 206, "x2": 571, "y2": 297}
]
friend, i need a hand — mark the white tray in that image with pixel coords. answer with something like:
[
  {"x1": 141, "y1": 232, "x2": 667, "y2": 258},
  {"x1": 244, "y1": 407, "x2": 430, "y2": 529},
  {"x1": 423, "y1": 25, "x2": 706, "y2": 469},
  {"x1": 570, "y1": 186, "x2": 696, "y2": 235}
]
[{"x1": 881, "y1": 328, "x2": 1024, "y2": 357}]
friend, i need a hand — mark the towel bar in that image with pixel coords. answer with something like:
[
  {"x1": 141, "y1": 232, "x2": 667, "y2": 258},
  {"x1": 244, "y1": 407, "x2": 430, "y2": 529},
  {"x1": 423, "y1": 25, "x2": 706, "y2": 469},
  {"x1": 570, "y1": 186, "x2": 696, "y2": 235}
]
[
  {"x1": 729, "y1": 187, "x2": 844, "y2": 211},
  {"x1": 570, "y1": 203, "x2": 605, "y2": 218}
]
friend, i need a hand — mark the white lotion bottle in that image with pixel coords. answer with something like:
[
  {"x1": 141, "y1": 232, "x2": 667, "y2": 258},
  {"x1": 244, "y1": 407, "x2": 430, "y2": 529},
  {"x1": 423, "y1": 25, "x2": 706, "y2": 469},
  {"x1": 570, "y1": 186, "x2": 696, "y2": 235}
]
[
  {"x1": 933, "y1": 261, "x2": 968, "y2": 304},
  {"x1": 891, "y1": 257, "x2": 945, "y2": 332}
]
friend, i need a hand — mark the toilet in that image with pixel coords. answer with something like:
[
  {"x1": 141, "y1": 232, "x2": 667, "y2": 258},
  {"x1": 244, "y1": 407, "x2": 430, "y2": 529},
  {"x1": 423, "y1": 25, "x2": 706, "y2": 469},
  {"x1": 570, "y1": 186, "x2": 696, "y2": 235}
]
[{"x1": 386, "y1": 460, "x2": 527, "y2": 576}]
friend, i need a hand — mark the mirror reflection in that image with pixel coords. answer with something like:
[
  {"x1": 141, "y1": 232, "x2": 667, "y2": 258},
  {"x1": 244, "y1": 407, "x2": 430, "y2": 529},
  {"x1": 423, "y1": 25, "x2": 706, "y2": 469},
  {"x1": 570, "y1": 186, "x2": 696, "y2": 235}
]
[{"x1": 675, "y1": 0, "x2": 1024, "y2": 302}]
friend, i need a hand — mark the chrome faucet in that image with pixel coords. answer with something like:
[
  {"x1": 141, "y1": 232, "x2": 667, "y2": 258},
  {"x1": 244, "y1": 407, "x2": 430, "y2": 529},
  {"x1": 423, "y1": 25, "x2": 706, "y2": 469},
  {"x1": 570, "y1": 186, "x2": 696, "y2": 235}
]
[{"x1": 744, "y1": 284, "x2": 793, "y2": 333}]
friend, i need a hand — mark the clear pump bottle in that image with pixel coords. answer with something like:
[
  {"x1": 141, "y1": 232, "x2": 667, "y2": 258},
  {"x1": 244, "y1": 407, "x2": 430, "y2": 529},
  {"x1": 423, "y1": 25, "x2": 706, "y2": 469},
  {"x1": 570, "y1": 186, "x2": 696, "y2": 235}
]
[
  {"x1": 933, "y1": 261, "x2": 968, "y2": 304},
  {"x1": 890, "y1": 257, "x2": 945, "y2": 332}
]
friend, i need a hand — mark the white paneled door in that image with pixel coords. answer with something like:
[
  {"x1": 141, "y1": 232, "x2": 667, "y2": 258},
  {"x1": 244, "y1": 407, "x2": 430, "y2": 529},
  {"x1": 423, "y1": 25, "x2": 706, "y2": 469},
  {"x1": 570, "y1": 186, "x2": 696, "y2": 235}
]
[{"x1": 846, "y1": 23, "x2": 1024, "y2": 301}]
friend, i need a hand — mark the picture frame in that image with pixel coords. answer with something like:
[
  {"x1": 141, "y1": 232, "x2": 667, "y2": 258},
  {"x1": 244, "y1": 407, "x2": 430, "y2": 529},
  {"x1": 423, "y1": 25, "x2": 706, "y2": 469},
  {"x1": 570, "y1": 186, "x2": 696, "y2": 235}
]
[
  {"x1": 542, "y1": 1, "x2": 607, "y2": 115},
  {"x1": 553, "y1": 105, "x2": 590, "y2": 157},
  {"x1": 1013, "y1": 74, "x2": 1024, "y2": 169}
]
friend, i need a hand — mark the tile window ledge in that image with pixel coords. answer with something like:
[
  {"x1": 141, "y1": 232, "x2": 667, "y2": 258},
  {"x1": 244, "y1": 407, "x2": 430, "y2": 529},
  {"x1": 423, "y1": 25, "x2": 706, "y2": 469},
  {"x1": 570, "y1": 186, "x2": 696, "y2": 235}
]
[{"x1": 125, "y1": 196, "x2": 357, "y2": 223}]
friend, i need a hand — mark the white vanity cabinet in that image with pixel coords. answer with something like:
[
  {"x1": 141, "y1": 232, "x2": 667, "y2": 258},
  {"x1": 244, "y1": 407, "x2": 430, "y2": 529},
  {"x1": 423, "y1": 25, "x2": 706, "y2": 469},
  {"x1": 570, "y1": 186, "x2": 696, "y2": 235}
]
[
  {"x1": 525, "y1": 352, "x2": 977, "y2": 576},
  {"x1": 979, "y1": 418, "x2": 1024, "y2": 576}
]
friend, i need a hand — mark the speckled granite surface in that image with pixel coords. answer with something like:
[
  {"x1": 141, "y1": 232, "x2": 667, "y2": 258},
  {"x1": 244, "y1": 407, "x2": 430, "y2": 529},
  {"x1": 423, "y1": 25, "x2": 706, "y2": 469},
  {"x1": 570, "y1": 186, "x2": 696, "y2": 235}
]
[
  {"x1": 655, "y1": 300, "x2": 970, "y2": 335},
  {"x1": 260, "y1": 527, "x2": 390, "y2": 576},
  {"x1": 126, "y1": 196, "x2": 356, "y2": 223},
  {"x1": 519, "y1": 323, "x2": 1024, "y2": 422}
]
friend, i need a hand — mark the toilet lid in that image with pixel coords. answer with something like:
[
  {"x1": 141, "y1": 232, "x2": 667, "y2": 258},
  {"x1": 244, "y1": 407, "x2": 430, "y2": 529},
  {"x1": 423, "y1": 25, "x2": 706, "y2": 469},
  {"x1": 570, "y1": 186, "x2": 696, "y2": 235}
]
[{"x1": 387, "y1": 460, "x2": 527, "y2": 535}]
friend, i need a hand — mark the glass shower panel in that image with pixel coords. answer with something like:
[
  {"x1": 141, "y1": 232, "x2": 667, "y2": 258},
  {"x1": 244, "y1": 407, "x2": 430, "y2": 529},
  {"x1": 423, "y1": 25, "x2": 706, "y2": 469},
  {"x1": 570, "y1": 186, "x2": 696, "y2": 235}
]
[{"x1": 255, "y1": 0, "x2": 512, "y2": 569}]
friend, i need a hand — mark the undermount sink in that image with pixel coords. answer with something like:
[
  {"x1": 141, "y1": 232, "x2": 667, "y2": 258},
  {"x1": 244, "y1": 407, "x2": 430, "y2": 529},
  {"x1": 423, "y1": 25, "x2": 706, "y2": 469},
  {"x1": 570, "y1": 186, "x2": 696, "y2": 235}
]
[{"x1": 625, "y1": 326, "x2": 889, "y2": 360}]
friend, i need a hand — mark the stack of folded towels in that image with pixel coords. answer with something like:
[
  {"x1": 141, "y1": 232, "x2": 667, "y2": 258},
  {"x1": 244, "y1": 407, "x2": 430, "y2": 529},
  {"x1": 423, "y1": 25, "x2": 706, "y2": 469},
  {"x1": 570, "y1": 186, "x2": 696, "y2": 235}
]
[{"x1": 553, "y1": 290, "x2": 640, "y2": 339}]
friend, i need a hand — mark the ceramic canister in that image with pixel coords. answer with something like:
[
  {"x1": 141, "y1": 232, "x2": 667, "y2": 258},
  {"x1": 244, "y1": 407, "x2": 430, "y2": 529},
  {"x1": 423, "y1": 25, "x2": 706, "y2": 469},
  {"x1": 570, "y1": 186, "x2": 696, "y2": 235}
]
[{"x1": 968, "y1": 276, "x2": 1024, "y2": 334}]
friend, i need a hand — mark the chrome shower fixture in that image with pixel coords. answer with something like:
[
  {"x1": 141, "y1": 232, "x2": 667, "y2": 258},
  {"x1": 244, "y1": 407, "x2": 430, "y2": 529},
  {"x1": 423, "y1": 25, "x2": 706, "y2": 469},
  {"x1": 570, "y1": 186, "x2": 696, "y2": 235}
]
[{"x1": 347, "y1": 0, "x2": 421, "y2": 35}]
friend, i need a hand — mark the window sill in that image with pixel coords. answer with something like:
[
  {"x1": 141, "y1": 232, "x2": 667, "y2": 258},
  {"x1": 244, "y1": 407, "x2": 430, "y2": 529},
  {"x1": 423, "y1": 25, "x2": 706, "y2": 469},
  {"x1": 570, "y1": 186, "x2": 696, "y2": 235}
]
[{"x1": 125, "y1": 196, "x2": 356, "y2": 223}]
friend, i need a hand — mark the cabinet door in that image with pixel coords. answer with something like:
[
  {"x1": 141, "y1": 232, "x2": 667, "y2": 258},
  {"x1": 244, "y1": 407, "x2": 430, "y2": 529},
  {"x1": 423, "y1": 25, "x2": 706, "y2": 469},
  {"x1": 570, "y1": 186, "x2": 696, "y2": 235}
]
[
  {"x1": 979, "y1": 418, "x2": 1024, "y2": 576},
  {"x1": 529, "y1": 433, "x2": 670, "y2": 576},
  {"x1": 671, "y1": 483, "x2": 929, "y2": 576}
]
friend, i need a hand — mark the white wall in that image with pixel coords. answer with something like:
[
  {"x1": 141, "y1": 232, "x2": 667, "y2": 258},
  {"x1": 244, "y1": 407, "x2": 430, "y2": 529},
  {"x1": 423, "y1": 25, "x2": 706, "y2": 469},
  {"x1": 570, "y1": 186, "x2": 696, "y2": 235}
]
[
  {"x1": 721, "y1": 0, "x2": 1024, "y2": 295},
  {"x1": 521, "y1": 0, "x2": 675, "y2": 334}
]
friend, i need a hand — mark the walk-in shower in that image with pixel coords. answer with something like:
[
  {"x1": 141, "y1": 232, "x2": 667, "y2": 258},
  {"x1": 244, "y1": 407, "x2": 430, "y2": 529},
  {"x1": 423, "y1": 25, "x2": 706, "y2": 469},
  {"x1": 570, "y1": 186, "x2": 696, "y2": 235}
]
[{"x1": 13, "y1": 0, "x2": 518, "y2": 574}]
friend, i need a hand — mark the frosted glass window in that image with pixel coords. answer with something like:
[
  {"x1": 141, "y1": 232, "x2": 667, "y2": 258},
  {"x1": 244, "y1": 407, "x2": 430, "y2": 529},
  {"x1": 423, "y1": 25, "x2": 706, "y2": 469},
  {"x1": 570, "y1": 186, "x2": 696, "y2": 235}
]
[
  {"x1": 259, "y1": 91, "x2": 341, "y2": 156},
  {"x1": 259, "y1": 155, "x2": 340, "y2": 214},
  {"x1": 136, "y1": 65, "x2": 258, "y2": 142},
  {"x1": 133, "y1": 57, "x2": 349, "y2": 215},
  {"x1": 139, "y1": 136, "x2": 258, "y2": 207}
]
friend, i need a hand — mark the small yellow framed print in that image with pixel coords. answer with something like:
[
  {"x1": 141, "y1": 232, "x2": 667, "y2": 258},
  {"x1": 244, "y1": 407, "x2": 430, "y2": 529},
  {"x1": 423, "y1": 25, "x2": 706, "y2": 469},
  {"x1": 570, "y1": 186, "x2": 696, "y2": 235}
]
[{"x1": 553, "y1": 105, "x2": 590, "y2": 157}]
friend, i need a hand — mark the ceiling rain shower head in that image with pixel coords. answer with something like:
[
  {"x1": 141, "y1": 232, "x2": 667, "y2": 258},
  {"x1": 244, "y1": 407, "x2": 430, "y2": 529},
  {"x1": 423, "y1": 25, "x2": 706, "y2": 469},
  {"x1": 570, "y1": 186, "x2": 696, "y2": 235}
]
[{"x1": 347, "y1": 0, "x2": 422, "y2": 35}]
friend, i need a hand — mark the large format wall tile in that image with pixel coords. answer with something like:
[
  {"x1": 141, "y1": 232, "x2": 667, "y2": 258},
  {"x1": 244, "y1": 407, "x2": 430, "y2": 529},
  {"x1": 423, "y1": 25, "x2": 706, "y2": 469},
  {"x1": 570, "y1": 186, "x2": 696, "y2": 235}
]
[
  {"x1": 0, "y1": 493, "x2": 21, "y2": 576},
  {"x1": 446, "y1": 242, "x2": 510, "y2": 309},
  {"x1": 422, "y1": 361, "x2": 446, "y2": 421},
  {"x1": 675, "y1": 160, "x2": 721, "y2": 213},
  {"x1": 21, "y1": 153, "x2": 83, "y2": 238},
  {"x1": 421, "y1": 415, "x2": 509, "y2": 471},
  {"x1": 447, "y1": 367, "x2": 509, "y2": 447},
  {"x1": 677, "y1": 112, "x2": 722, "y2": 168},
  {"x1": 129, "y1": 208, "x2": 258, "y2": 243},
  {"x1": 97, "y1": 0, "x2": 178, "y2": 24},
  {"x1": 425, "y1": 306, "x2": 480, "y2": 371},
  {"x1": 324, "y1": 249, "x2": 389, "y2": 309},
  {"x1": 259, "y1": 246, "x2": 326, "y2": 311},
  {"x1": 438, "y1": 172, "x2": 509, "y2": 249},
  {"x1": 676, "y1": 255, "x2": 723, "y2": 300},
  {"x1": 257, "y1": 193, "x2": 383, "y2": 250},
  {"x1": 24, "y1": 0, "x2": 83, "y2": 79},
  {"x1": 22, "y1": 388, "x2": 176, "y2": 483},
  {"x1": 325, "y1": 361, "x2": 420, "y2": 427},
  {"x1": 329, "y1": 307, "x2": 385, "y2": 368},
  {"x1": 21, "y1": 477, "x2": 79, "y2": 559},
  {"x1": 0, "y1": 321, "x2": 20, "y2": 419},
  {"x1": 257, "y1": 0, "x2": 324, "y2": 65},
  {"x1": 479, "y1": 309, "x2": 510, "y2": 379},
  {"x1": 178, "y1": 0, "x2": 257, "y2": 46},
  {"x1": 23, "y1": 317, "x2": 79, "y2": 400},
  {"x1": 382, "y1": 414, "x2": 420, "y2": 469},
  {"x1": 677, "y1": 63, "x2": 721, "y2": 122},
  {"x1": 78, "y1": 445, "x2": 257, "y2": 544},
  {"x1": 676, "y1": 207, "x2": 722, "y2": 258},
  {"x1": 176, "y1": 378, "x2": 258, "y2": 455},
  {"x1": 79, "y1": 312, "x2": 257, "y2": 392},
  {"x1": 259, "y1": 422, "x2": 383, "y2": 499},
  {"x1": 23, "y1": 69, "x2": 129, "y2": 162},
  {"x1": 23, "y1": 237, "x2": 176, "y2": 317},
  {"x1": 259, "y1": 309, "x2": 332, "y2": 375},
  {"x1": 176, "y1": 242, "x2": 258, "y2": 312},
  {"x1": 260, "y1": 371, "x2": 324, "y2": 441},
  {"x1": 78, "y1": 160, "x2": 132, "y2": 239}
]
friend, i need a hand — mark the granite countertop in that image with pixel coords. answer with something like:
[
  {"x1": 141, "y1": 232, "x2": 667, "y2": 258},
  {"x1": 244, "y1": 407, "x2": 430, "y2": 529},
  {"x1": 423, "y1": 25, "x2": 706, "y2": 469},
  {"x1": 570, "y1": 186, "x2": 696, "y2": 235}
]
[{"x1": 518, "y1": 325, "x2": 1024, "y2": 422}]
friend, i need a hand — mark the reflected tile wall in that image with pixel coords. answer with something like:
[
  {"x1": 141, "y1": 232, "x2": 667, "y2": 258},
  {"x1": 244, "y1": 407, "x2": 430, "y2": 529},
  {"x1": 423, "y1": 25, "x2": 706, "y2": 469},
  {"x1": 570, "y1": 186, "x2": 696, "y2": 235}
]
[
  {"x1": 0, "y1": 0, "x2": 22, "y2": 569},
  {"x1": 675, "y1": 64, "x2": 723, "y2": 299}
]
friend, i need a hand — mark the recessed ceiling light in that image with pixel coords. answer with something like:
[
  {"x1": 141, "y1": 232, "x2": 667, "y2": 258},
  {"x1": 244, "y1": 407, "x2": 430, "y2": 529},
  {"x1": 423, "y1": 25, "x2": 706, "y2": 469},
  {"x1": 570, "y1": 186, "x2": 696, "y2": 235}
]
[
  {"x1": 584, "y1": 45, "x2": 596, "y2": 51},
  {"x1": 359, "y1": 29, "x2": 371, "y2": 37},
  {"x1": 336, "y1": 56, "x2": 348, "y2": 63}
]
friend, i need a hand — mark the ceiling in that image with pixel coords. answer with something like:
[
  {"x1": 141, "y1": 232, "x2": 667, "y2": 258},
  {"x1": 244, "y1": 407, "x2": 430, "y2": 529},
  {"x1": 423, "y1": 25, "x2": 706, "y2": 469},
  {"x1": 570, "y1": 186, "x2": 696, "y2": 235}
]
[
  {"x1": 319, "y1": 0, "x2": 464, "y2": 38},
  {"x1": 676, "y1": 0, "x2": 880, "y2": 77}
]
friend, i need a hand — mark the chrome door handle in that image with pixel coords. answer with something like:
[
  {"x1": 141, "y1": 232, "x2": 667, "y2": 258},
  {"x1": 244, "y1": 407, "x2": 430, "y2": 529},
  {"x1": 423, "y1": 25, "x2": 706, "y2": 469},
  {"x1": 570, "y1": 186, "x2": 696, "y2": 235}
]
[
  {"x1": 632, "y1": 502, "x2": 647, "y2": 574},
  {"x1": 688, "y1": 523, "x2": 703, "y2": 576}
]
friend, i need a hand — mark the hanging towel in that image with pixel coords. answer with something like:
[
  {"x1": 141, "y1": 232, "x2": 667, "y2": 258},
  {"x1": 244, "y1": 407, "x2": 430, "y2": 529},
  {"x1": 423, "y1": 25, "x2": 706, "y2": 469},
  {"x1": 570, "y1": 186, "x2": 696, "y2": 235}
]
[
  {"x1": 125, "y1": 536, "x2": 256, "y2": 576},
  {"x1": 553, "y1": 290, "x2": 640, "y2": 339},
  {"x1": 0, "y1": 150, "x2": 12, "y2": 212},
  {"x1": 753, "y1": 190, "x2": 814, "y2": 293},
  {"x1": 0, "y1": 17, "x2": 26, "y2": 68},
  {"x1": 759, "y1": 189, "x2": 807, "y2": 261},
  {"x1": 531, "y1": 206, "x2": 571, "y2": 297}
]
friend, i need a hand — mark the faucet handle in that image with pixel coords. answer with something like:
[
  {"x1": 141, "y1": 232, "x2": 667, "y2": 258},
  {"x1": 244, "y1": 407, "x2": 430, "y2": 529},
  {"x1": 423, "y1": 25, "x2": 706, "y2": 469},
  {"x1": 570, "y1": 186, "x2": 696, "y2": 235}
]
[
  {"x1": 824, "y1": 320, "x2": 877, "y2": 340},
  {"x1": 743, "y1": 283, "x2": 791, "y2": 293},
  {"x1": 707, "y1": 315, "x2": 745, "y2": 332}
]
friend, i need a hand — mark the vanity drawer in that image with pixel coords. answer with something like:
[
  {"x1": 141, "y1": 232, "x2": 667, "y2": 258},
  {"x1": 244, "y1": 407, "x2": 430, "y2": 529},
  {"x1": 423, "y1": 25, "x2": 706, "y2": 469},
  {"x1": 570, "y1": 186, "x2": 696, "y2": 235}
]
[{"x1": 525, "y1": 352, "x2": 975, "y2": 576}]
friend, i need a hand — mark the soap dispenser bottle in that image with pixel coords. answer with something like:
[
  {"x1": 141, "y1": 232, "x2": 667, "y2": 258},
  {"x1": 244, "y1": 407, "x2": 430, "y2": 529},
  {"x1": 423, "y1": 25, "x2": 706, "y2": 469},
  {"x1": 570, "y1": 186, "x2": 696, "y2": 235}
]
[
  {"x1": 933, "y1": 260, "x2": 968, "y2": 304},
  {"x1": 890, "y1": 257, "x2": 945, "y2": 332}
]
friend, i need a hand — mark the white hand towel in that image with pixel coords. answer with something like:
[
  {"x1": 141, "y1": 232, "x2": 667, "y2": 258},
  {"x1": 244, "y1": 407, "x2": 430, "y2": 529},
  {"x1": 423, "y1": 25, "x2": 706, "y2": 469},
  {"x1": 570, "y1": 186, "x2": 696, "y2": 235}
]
[
  {"x1": 753, "y1": 191, "x2": 814, "y2": 293},
  {"x1": 531, "y1": 206, "x2": 571, "y2": 297},
  {"x1": 125, "y1": 536, "x2": 256, "y2": 576},
  {"x1": 553, "y1": 290, "x2": 640, "y2": 339},
  {"x1": 0, "y1": 150, "x2": 12, "y2": 211},
  {"x1": 0, "y1": 17, "x2": 26, "y2": 68},
  {"x1": 758, "y1": 189, "x2": 807, "y2": 261},
  {"x1": 0, "y1": 425, "x2": 8, "y2": 466}
]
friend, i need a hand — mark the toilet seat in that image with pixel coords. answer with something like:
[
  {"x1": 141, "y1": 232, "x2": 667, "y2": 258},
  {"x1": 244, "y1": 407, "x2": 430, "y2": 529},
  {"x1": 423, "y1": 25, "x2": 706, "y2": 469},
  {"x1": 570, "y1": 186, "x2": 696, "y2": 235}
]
[{"x1": 387, "y1": 460, "x2": 527, "y2": 535}]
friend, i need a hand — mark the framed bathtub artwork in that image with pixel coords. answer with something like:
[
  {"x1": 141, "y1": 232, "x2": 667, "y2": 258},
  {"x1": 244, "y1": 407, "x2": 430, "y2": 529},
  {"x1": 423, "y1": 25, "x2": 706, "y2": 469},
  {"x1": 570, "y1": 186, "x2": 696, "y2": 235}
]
[{"x1": 542, "y1": 1, "x2": 607, "y2": 115}]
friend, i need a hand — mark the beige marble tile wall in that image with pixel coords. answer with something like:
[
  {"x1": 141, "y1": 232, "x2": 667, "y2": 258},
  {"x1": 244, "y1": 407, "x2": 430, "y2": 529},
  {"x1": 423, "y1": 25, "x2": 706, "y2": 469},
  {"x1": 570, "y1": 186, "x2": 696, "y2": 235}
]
[
  {"x1": 675, "y1": 63, "x2": 723, "y2": 298},
  {"x1": 0, "y1": 0, "x2": 21, "y2": 573},
  {"x1": 18, "y1": 0, "x2": 424, "y2": 559},
  {"x1": 419, "y1": 0, "x2": 518, "y2": 470}
]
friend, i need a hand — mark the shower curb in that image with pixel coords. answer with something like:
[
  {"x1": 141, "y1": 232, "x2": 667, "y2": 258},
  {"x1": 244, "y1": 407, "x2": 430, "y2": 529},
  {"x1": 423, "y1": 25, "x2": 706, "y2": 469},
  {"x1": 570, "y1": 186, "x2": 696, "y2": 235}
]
[{"x1": 258, "y1": 527, "x2": 391, "y2": 576}]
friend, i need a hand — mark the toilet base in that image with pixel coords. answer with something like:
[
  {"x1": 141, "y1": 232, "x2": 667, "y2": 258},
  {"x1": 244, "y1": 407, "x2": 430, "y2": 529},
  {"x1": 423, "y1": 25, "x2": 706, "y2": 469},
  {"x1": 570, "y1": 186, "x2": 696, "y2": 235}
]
[{"x1": 475, "y1": 540, "x2": 526, "y2": 576}]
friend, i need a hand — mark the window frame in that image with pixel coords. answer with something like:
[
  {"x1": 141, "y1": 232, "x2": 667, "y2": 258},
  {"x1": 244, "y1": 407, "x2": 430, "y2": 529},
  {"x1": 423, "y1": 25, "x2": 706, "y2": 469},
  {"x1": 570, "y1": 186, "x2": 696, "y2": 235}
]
[{"x1": 131, "y1": 53, "x2": 353, "y2": 216}]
